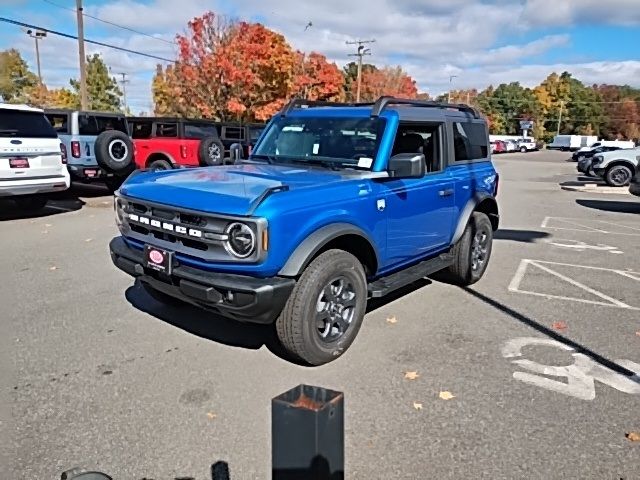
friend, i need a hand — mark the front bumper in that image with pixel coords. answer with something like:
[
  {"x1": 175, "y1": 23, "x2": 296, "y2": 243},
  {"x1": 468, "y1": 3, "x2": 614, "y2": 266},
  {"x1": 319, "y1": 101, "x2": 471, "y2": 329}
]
[
  {"x1": 593, "y1": 167, "x2": 606, "y2": 177},
  {"x1": 109, "y1": 237, "x2": 295, "y2": 324},
  {"x1": 577, "y1": 158, "x2": 591, "y2": 173}
]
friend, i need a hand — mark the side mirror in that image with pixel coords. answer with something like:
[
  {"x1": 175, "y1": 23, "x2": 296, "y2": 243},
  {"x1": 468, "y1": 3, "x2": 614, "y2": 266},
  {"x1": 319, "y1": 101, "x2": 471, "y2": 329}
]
[
  {"x1": 229, "y1": 143, "x2": 244, "y2": 164},
  {"x1": 388, "y1": 153, "x2": 425, "y2": 178}
]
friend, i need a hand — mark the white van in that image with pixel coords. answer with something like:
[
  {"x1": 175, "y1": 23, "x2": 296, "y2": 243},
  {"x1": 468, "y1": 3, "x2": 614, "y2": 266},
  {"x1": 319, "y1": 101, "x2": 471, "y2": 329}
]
[
  {"x1": 547, "y1": 135, "x2": 598, "y2": 151},
  {"x1": 0, "y1": 104, "x2": 70, "y2": 210}
]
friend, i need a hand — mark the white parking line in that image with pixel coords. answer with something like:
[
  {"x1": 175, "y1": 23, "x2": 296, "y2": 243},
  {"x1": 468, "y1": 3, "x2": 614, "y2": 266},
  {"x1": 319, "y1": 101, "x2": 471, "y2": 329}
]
[
  {"x1": 541, "y1": 216, "x2": 640, "y2": 236},
  {"x1": 508, "y1": 259, "x2": 640, "y2": 310}
]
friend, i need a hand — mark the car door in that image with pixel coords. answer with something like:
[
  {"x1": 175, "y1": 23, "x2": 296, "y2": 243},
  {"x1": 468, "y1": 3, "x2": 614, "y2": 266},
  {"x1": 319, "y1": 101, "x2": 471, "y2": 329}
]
[{"x1": 381, "y1": 124, "x2": 455, "y2": 267}]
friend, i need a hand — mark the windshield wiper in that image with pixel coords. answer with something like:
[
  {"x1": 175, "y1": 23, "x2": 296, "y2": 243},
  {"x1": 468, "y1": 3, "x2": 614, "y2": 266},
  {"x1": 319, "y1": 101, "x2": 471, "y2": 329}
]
[
  {"x1": 0, "y1": 129, "x2": 19, "y2": 135},
  {"x1": 287, "y1": 158, "x2": 342, "y2": 170},
  {"x1": 248, "y1": 154, "x2": 276, "y2": 164}
]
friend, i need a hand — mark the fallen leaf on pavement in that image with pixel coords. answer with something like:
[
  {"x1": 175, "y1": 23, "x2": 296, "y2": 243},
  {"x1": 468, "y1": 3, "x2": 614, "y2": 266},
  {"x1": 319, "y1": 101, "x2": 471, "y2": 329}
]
[
  {"x1": 404, "y1": 371, "x2": 419, "y2": 380},
  {"x1": 85, "y1": 238, "x2": 93, "y2": 243},
  {"x1": 207, "y1": 412, "x2": 217, "y2": 419},
  {"x1": 44, "y1": 223, "x2": 52, "y2": 227},
  {"x1": 626, "y1": 432, "x2": 640, "y2": 442},
  {"x1": 439, "y1": 391, "x2": 455, "y2": 400},
  {"x1": 552, "y1": 321, "x2": 568, "y2": 331},
  {"x1": 386, "y1": 315, "x2": 397, "y2": 324},
  {"x1": 42, "y1": 230, "x2": 48, "y2": 234},
  {"x1": 49, "y1": 266, "x2": 57, "y2": 271},
  {"x1": 413, "y1": 402, "x2": 423, "y2": 411},
  {"x1": 635, "y1": 331, "x2": 640, "y2": 337}
]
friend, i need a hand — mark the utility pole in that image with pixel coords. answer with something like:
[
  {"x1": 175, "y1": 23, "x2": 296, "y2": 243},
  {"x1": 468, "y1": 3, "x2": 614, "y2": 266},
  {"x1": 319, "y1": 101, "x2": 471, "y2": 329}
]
[
  {"x1": 556, "y1": 100, "x2": 564, "y2": 136},
  {"x1": 25, "y1": 29, "x2": 46, "y2": 83},
  {"x1": 115, "y1": 72, "x2": 129, "y2": 112},
  {"x1": 76, "y1": 0, "x2": 88, "y2": 110},
  {"x1": 447, "y1": 75, "x2": 457, "y2": 103},
  {"x1": 346, "y1": 39, "x2": 375, "y2": 102}
]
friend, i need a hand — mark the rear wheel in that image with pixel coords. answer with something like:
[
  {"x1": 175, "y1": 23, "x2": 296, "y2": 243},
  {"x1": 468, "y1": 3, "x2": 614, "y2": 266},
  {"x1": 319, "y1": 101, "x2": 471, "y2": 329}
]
[
  {"x1": 520, "y1": 146, "x2": 527, "y2": 153},
  {"x1": 14, "y1": 195, "x2": 47, "y2": 211},
  {"x1": 445, "y1": 212, "x2": 493, "y2": 286},
  {"x1": 604, "y1": 164, "x2": 633, "y2": 187},
  {"x1": 147, "y1": 159, "x2": 173, "y2": 171},
  {"x1": 275, "y1": 249, "x2": 367, "y2": 366}
]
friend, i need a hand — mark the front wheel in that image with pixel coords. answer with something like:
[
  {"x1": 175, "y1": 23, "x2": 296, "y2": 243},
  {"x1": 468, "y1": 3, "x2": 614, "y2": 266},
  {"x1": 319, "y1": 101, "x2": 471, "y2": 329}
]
[
  {"x1": 604, "y1": 164, "x2": 633, "y2": 187},
  {"x1": 445, "y1": 212, "x2": 493, "y2": 286},
  {"x1": 275, "y1": 249, "x2": 367, "y2": 366},
  {"x1": 520, "y1": 147, "x2": 527, "y2": 153},
  {"x1": 147, "y1": 159, "x2": 173, "y2": 171}
]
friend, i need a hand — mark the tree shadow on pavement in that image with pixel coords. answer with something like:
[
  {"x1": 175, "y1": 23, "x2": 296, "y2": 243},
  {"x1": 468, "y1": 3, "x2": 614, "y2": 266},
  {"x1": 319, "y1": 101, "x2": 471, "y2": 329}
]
[
  {"x1": 124, "y1": 281, "x2": 303, "y2": 365},
  {"x1": 461, "y1": 287, "x2": 640, "y2": 383},
  {"x1": 494, "y1": 229, "x2": 550, "y2": 243},
  {"x1": 576, "y1": 199, "x2": 640, "y2": 214}
]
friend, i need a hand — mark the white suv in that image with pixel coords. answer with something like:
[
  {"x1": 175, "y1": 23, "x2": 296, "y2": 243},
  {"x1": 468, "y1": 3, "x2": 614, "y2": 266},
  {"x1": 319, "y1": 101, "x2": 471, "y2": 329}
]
[
  {"x1": 0, "y1": 104, "x2": 70, "y2": 210},
  {"x1": 591, "y1": 147, "x2": 640, "y2": 187}
]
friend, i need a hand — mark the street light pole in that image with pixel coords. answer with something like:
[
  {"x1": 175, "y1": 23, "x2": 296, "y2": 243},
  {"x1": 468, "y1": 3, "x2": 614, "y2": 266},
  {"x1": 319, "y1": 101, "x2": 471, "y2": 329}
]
[
  {"x1": 25, "y1": 29, "x2": 46, "y2": 83},
  {"x1": 447, "y1": 75, "x2": 457, "y2": 103}
]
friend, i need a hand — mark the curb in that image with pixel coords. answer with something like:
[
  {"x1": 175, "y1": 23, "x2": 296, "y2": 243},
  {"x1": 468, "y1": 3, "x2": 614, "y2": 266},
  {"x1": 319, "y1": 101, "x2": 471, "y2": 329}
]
[{"x1": 561, "y1": 184, "x2": 630, "y2": 195}]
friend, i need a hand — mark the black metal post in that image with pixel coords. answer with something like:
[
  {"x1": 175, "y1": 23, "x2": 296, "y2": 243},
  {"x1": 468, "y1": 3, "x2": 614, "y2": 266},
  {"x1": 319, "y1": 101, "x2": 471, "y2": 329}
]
[{"x1": 272, "y1": 384, "x2": 344, "y2": 480}]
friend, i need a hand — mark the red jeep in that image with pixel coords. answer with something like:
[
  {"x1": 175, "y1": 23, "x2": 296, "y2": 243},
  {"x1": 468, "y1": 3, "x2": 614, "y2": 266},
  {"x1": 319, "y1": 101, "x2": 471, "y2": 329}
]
[{"x1": 128, "y1": 117, "x2": 225, "y2": 170}]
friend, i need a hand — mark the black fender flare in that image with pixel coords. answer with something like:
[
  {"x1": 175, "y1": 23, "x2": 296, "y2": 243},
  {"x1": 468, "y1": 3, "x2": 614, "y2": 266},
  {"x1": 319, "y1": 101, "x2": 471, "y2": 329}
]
[
  {"x1": 146, "y1": 151, "x2": 178, "y2": 168},
  {"x1": 451, "y1": 193, "x2": 499, "y2": 245},
  {"x1": 278, "y1": 223, "x2": 379, "y2": 277}
]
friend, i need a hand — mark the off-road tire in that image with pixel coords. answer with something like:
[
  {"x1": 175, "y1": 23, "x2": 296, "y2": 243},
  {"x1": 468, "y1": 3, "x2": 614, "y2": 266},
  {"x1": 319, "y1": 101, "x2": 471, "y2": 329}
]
[
  {"x1": 520, "y1": 146, "x2": 527, "y2": 153},
  {"x1": 95, "y1": 130, "x2": 134, "y2": 173},
  {"x1": 14, "y1": 195, "x2": 47, "y2": 211},
  {"x1": 445, "y1": 211, "x2": 493, "y2": 286},
  {"x1": 139, "y1": 280, "x2": 184, "y2": 306},
  {"x1": 198, "y1": 137, "x2": 225, "y2": 166},
  {"x1": 147, "y1": 158, "x2": 173, "y2": 171},
  {"x1": 604, "y1": 164, "x2": 633, "y2": 187},
  {"x1": 275, "y1": 249, "x2": 367, "y2": 366}
]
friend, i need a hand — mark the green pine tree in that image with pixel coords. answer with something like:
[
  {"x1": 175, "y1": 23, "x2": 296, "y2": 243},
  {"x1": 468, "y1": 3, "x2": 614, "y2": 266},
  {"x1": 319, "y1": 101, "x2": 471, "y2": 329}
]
[{"x1": 70, "y1": 54, "x2": 122, "y2": 112}]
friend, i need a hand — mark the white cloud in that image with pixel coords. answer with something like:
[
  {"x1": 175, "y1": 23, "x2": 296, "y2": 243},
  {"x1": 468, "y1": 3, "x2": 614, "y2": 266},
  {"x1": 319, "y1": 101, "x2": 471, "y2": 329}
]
[{"x1": 522, "y1": 0, "x2": 640, "y2": 26}]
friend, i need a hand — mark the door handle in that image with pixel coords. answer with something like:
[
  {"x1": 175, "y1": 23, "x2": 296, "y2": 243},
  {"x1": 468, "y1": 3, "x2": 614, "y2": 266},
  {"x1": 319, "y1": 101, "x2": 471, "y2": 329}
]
[{"x1": 438, "y1": 188, "x2": 454, "y2": 197}]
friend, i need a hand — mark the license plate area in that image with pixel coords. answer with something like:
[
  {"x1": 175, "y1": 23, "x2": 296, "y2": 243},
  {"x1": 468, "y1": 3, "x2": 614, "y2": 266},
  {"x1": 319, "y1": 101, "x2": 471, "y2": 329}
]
[
  {"x1": 84, "y1": 168, "x2": 98, "y2": 178},
  {"x1": 9, "y1": 157, "x2": 29, "y2": 168},
  {"x1": 144, "y1": 245, "x2": 173, "y2": 274}
]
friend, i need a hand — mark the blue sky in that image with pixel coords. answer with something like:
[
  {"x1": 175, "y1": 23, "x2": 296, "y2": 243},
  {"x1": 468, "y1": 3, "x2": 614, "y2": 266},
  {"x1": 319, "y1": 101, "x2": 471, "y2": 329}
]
[{"x1": 2, "y1": 0, "x2": 639, "y2": 113}]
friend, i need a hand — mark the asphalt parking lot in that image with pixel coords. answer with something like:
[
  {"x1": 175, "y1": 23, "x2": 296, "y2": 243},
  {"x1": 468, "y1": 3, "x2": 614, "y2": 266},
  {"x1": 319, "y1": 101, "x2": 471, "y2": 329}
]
[{"x1": 1, "y1": 150, "x2": 639, "y2": 479}]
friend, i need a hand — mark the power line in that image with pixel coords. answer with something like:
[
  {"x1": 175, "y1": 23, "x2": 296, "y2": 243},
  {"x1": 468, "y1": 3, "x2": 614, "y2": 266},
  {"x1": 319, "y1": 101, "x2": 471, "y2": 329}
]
[
  {"x1": 42, "y1": 0, "x2": 177, "y2": 46},
  {"x1": 346, "y1": 39, "x2": 375, "y2": 102},
  {"x1": 0, "y1": 16, "x2": 176, "y2": 63}
]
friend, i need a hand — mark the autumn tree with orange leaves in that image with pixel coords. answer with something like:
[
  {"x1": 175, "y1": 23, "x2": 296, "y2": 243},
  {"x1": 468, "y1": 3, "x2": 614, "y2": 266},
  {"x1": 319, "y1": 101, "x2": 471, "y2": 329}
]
[{"x1": 353, "y1": 66, "x2": 418, "y2": 102}]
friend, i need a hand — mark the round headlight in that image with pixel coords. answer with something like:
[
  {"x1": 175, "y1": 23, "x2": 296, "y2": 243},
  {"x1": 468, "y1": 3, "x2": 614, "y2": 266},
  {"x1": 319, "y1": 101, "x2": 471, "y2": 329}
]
[{"x1": 224, "y1": 222, "x2": 256, "y2": 258}]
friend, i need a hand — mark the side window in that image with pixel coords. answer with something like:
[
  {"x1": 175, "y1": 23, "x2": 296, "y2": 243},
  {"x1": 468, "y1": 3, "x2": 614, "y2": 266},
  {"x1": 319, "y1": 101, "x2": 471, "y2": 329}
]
[
  {"x1": 452, "y1": 122, "x2": 488, "y2": 161},
  {"x1": 391, "y1": 123, "x2": 443, "y2": 173},
  {"x1": 131, "y1": 122, "x2": 153, "y2": 139},
  {"x1": 78, "y1": 115, "x2": 98, "y2": 135},
  {"x1": 45, "y1": 114, "x2": 70, "y2": 134},
  {"x1": 155, "y1": 123, "x2": 178, "y2": 137},
  {"x1": 95, "y1": 116, "x2": 128, "y2": 134},
  {"x1": 184, "y1": 123, "x2": 218, "y2": 140},
  {"x1": 223, "y1": 126, "x2": 244, "y2": 141}
]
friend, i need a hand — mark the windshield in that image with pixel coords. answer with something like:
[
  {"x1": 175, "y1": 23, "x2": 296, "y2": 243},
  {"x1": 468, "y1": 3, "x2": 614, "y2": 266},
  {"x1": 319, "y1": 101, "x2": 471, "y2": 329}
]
[{"x1": 251, "y1": 116, "x2": 386, "y2": 169}]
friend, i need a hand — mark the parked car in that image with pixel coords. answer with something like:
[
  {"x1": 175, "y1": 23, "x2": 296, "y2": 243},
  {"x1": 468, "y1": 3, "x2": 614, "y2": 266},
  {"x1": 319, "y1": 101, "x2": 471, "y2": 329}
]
[
  {"x1": 575, "y1": 146, "x2": 627, "y2": 176},
  {"x1": 629, "y1": 164, "x2": 640, "y2": 197},
  {"x1": 44, "y1": 109, "x2": 134, "y2": 192},
  {"x1": 492, "y1": 140, "x2": 506, "y2": 154},
  {"x1": 516, "y1": 138, "x2": 537, "y2": 152},
  {"x1": 128, "y1": 117, "x2": 225, "y2": 171},
  {"x1": 110, "y1": 96, "x2": 499, "y2": 365},
  {"x1": 575, "y1": 139, "x2": 635, "y2": 153},
  {"x1": 504, "y1": 140, "x2": 517, "y2": 152},
  {"x1": 591, "y1": 147, "x2": 640, "y2": 187},
  {"x1": 217, "y1": 123, "x2": 266, "y2": 159},
  {"x1": 1, "y1": 104, "x2": 70, "y2": 211}
]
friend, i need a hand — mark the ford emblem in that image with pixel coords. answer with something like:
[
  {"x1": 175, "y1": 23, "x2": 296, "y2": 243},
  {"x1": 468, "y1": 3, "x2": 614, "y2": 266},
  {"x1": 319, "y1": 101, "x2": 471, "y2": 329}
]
[{"x1": 10, "y1": 140, "x2": 22, "y2": 145}]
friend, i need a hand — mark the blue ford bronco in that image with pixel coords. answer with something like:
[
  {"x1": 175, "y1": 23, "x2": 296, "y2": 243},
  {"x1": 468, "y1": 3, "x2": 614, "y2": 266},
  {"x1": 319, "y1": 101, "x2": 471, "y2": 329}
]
[{"x1": 110, "y1": 97, "x2": 499, "y2": 365}]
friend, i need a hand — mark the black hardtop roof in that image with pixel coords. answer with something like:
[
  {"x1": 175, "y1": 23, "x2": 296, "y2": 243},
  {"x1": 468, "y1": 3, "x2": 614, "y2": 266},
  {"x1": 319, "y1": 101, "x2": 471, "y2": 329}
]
[
  {"x1": 43, "y1": 108, "x2": 126, "y2": 118},
  {"x1": 126, "y1": 116, "x2": 265, "y2": 127},
  {"x1": 281, "y1": 96, "x2": 482, "y2": 121}
]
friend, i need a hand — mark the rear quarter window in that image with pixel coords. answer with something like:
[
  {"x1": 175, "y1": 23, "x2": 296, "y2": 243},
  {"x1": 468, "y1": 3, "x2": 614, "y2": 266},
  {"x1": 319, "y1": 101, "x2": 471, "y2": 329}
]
[
  {"x1": 45, "y1": 113, "x2": 70, "y2": 134},
  {"x1": 223, "y1": 126, "x2": 244, "y2": 140},
  {"x1": 155, "y1": 123, "x2": 178, "y2": 137},
  {"x1": 79, "y1": 115, "x2": 128, "y2": 136},
  {"x1": 130, "y1": 121, "x2": 153, "y2": 139},
  {"x1": 0, "y1": 110, "x2": 58, "y2": 138},
  {"x1": 184, "y1": 122, "x2": 219, "y2": 140},
  {"x1": 452, "y1": 122, "x2": 488, "y2": 161}
]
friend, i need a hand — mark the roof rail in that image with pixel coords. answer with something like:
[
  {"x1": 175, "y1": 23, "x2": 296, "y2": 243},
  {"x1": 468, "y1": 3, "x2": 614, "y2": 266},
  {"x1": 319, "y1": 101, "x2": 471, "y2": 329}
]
[
  {"x1": 280, "y1": 98, "x2": 375, "y2": 117},
  {"x1": 370, "y1": 96, "x2": 481, "y2": 118}
]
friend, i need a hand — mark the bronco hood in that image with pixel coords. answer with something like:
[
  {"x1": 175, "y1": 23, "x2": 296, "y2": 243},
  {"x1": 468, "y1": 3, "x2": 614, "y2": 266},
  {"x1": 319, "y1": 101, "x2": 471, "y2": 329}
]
[{"x1": 119, "y1": 163, "x2": 349, "y2": 216}]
